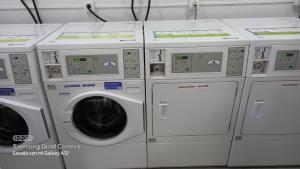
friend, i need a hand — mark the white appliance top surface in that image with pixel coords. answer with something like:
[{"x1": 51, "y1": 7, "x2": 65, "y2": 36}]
[
  {"x1": 144, "y1": 19, "x2": 249, "y2": 47},
  {"x1": 37, "y1": 22, "x2": 143, "y2": 49},
  {"x1": 0, "y1": 24, "x2": 62, "y2": 52},
  {"x1": 223, "y1": 17, "x2": 300, "y2": 42}
]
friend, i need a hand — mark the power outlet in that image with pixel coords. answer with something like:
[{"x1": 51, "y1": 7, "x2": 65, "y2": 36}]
[
  {"x1": 189, "y1": 0, "x2": 199, "y2": 9},
  {"x1": 85, "y1": 0, "x2": 96, "y2": 11}
]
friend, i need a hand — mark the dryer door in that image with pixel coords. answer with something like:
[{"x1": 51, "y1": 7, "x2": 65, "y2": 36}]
[
  {"x1": 242, "y1": 81, "x2": 300, "y2": 135},
  {"x1": 0, "y1": 98, "x2": 49, "y2": 153},
  {"x1": 152, "y1": 82, "x2": 237, "y2": 137},
  {"x1": 63, "y1": 91, "x2": 144, "y2": 146}
]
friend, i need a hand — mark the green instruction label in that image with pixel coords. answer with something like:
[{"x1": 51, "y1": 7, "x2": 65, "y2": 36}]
[
  {"x1": 56, "y1": 32, "x2": 135, "y2": 41},
  {"x1": 255, "y1": 32, "x2": 300, "y2": 36},
  {"x1": 0, "y1": 38, "x2": 30, "y2": 43},
  {"x1": 248, "y1": 27, "x2": 300, "y2": 36},
  {"x1": 153, "y1": 30, "x2": 231, "y2": 39}
]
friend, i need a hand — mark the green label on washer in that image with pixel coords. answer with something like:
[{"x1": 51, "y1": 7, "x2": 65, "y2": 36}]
[
  {"x1": 255, "y1": 32, "x2": 300, "y2": 36},
  {"x1": 247, "y1": 27, "x2": 300, "y2": 36},
  {"x1": 0, "y1": 36, "x2": 31, "y2": 43},
  {"x1": 153, "y1": 30, "x2": 231, "y2": 39},
  {"x1": 56, "y1": 32, "x2": 135, "y2": 41}
]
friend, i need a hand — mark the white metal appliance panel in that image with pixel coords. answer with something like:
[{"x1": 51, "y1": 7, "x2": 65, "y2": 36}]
[
  {"x1": 0, "y1": 98, "x2": 49, "y2": 153},
  {"x1": 152, "y1": 82, "x2": 237, "y2": 137},
  {"x1": 242, "y1": 81, "x2": 300, "y2": 135},
  {"x1": 246, "y1": 45, "x2": 300, "y2": 78}
]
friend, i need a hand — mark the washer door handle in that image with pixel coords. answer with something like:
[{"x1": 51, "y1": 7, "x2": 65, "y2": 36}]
[
  {"x1": 251, "y1": 100, "x2": 264, "y2": 118},
  {"x1": 159, "y1": 102, "x2": 169, "y2": 120}
]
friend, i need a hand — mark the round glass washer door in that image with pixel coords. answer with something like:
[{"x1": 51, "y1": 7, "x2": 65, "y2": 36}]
[
  {"x1": 0, "y1": 104, "x2": 29, "y2": 146},
  {"x1": 72, "y1": 96, "x2": 127, "y2": 139}
]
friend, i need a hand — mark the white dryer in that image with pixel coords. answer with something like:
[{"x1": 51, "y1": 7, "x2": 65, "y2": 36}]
[
  {"x1": 0, "y1": 24, "x2": 65, "y2": 169},
  {"x1": 37, "y1": 22, "x2": 146, "y2": 169},
  {"x1": 223, "y1": 17, "x2": 300, "y2": 166},
  {"x1": 144, "y1": 20, "x2": 249, "y2": 167}
]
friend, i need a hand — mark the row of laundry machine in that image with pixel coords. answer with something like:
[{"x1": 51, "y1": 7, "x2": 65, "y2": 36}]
[{"x1": 0, "y1": 17, "x2": 299, "y2": 169}]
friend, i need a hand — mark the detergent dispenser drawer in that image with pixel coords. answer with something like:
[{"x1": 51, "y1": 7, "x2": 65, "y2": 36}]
[
  {"x1": 242, "y1": 81, "x2": 300, "y2": 135},
  {"x1": 152, "y1": 82, "x2": 237, "y2": 137}
]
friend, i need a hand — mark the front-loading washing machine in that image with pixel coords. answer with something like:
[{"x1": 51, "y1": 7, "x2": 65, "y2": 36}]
[
  {"x1": 222, "y1": 17, "x2": 300, "y2": 166},
  {"x1": 37, "y1": 22, "x2": 146, "y2": 169},
  {"x1": 0, "y1": 24, "x2": 65, "y2": 169},
  {"x1": 144, "y1": 19, "x2": 249, "y2": 167}
]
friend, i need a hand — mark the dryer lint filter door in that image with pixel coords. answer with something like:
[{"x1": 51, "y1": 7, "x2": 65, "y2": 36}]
[
  {"x1": 242, "y1": 81, "x2": 300, "y2": 135},
  {"x1": 152, "y1": 82, "x2": 237, "y2": 137}
]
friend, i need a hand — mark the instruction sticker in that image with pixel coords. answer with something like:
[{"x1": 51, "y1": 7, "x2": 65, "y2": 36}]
[
  {"x1": 247, "y1": 27, "x2": 300, "y2": 36},
  {"x1": 0, "y1": 88, "x2": 15, "y2": 96},
  {"x1": 153, "y1": 30, "x2": 231, "y2": 39},
  {"x1": 104, "y1": 82, "x2": 122, "y2": 90},
  {"x1": 56, "y1": 32, "x2": 135, "y2": 41},
  {"x1": 0, "y1": 35, "x2": 33, "y2": 43}
]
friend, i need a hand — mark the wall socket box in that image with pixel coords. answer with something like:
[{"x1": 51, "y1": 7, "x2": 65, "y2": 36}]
[
  {"x1": 85, "y1": 0, "x2": 96, "y2": 11},
  {"x1": 189, "y1": 0, "x2": 200, "y2": 9}
]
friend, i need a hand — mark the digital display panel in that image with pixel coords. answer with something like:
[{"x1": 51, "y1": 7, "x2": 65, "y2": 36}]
[
  {"x1": 275, "y1": 51, "x2": 300, "y2": 70},
  {"x1": 66, "y1": 55, "x2": 118, "y2": 75}
]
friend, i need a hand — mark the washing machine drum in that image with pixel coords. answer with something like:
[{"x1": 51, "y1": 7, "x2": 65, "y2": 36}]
[
  {"x1": 0, "y1": 104, "x2": 29, "y2": 146},
  {"x1": 73, "y1": 96, "x2": 127, "y2": 139}
]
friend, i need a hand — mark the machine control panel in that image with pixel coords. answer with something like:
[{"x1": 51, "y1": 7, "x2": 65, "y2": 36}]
[
  {"x1": 66, "y1": 55, "x2": 118, "y2": 75},
  {"x1": 227, "y1": 47, "x2": 245, "y2": 76},
  {"x1": 0, "y1": 59, "x2": 8, "y2": 80},
  {"x1": 172, "y1": 54, "x2": 192, "y2": 73},
  {"x1": 149, "y1": 50, "x2": 166, "y2": 76},
  {"x1": 9, "y1": 54, "x2": 32, "y2": 84},
  {"x1": 43, "y1": 51, "x2": 60, "y2": 64},
  {"x1": 275, "y1": 51, "x2": 300, "y2": 70},
  {"x1": 253, "y1": 61, "x2": 265, "y2": 73},
  {"x1": 123, "y1": 49, "x2": 140, "y2": 78},
  {"x1": 42, "y1": 51, "x2": 62, "y2": 79},
  {"x1": 47, "y1": 65, "x2": 62, "y2": 78},
  {"x1": 150, "y1": 50, "x2": 166, "y2": 63},
  {"x1": 254, "y1": 47, "x2": 271, "y2": 59},
  {"x1": 172, "y1": 52, "x2": 222, "y2": 73}
]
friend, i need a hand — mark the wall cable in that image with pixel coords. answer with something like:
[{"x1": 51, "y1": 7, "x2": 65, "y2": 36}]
[
  {"x1": 145, "y1": 0, "x2": 151, "y2": 21},
  {"x1": 86, "y1": 4, "x2": 107, "y2": 22},
  {"x1": 194, "y1": 4, "x2": 198, "y2": 20},
  {"x1": 32, "y1": 0, "x2": 43, "y2": 23},
  {"x1": 20, "y1": 0, "x2": 38, "y2": 24},
  {"x1": 131, "y1": 0, "x2": 138, "y2": 21}
]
